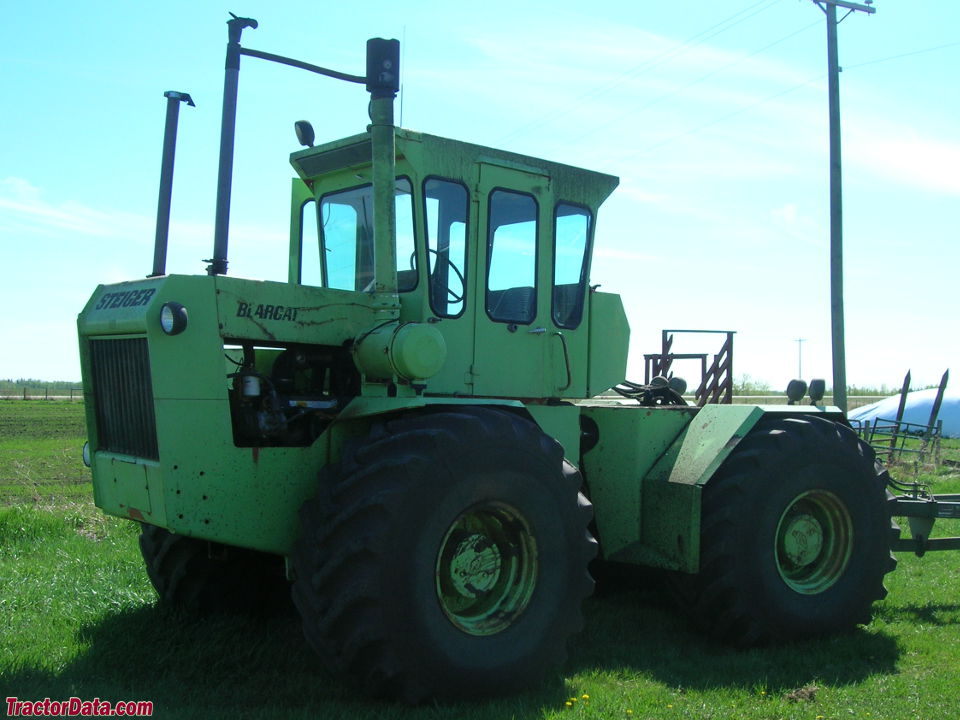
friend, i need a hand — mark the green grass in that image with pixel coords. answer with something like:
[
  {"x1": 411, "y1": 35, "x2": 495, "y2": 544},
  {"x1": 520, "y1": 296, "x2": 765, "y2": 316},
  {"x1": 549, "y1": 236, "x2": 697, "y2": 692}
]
[
  {"x1": 2, "y1": 401, "x2": 959, "y2": 719},
  {"x1": 0, "y1": 399, "x2": 89, "y2": 507}
]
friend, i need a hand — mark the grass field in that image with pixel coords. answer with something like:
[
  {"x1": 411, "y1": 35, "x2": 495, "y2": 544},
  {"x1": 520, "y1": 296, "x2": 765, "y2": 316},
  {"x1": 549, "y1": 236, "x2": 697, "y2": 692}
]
[{"x1": 2, "y1": 400, "x2": 959, "y2": 719}]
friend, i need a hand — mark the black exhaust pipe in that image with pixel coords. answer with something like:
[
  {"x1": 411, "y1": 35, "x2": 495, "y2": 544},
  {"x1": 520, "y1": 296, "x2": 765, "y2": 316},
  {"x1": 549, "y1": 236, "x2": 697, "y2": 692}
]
[
  {"x1": 150, "y1": 90, "x2": 194, "y2": 278},
  {"x1": 208, "y1": 13, "x2": 258, "y2": 276}
]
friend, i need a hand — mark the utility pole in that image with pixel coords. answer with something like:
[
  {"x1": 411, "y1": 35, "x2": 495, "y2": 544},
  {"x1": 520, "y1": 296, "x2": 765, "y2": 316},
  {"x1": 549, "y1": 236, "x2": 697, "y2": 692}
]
[
  {"x1": 796, "y1": 338, "x2": 806, "y2": 379},
  {"x1": 810, "y1": 0, "x2": 875, "y2": 412}
]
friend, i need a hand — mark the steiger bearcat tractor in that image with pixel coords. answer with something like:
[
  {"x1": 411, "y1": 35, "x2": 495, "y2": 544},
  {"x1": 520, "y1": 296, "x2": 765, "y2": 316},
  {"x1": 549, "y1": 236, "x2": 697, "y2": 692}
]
[{"x1": 78, "y1": 16, "x2": 960, "y2": 702}]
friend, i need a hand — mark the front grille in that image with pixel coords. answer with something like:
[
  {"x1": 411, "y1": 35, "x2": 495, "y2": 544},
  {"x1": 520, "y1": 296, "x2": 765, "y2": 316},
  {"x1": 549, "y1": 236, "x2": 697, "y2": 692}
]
[{"x1": 89, "y1": 338, "x2": 159, "y2": 460}]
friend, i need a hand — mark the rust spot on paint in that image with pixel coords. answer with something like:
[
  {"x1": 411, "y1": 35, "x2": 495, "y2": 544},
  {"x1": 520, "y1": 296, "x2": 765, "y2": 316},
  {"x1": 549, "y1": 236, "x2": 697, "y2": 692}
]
[
  {"x1": 252, "y1": 447, "x2": 260, "y2": 464},
  {"x1": 128, "y1": 507, "x2": 145, "y2": 521}
]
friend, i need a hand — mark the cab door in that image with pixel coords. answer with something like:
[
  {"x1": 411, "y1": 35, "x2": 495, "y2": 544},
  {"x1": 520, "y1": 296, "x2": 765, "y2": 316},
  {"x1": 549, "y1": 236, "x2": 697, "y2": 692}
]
[{"x1": 472, "y1": 162, "x2": 553, "y2": 398}]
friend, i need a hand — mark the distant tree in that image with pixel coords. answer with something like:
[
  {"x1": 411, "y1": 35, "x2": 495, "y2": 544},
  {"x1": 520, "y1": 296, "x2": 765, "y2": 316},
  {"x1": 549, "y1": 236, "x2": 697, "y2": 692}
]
[
  {"x1": 733, "y1": 374, "x2": 771, "y2": 394},
  {"x1": 0, "y1": 378, "x2": 82, "y2": 394},
  {"x1": 847, "y1": 384, "x2": 891, "y2": 396}
]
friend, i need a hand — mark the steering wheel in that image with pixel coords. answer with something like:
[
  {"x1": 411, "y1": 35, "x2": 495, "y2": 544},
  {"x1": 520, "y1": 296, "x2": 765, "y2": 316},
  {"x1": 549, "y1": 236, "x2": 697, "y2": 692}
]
[{"x1": 410, "y1": 249, "x2": 465, "y2": 303}]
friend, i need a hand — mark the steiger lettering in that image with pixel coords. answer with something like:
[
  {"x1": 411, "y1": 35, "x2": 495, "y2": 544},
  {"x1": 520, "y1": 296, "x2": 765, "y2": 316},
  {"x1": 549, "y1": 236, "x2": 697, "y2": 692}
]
[{"x1": 94, "y1": 289, "x2": 156, "y2": 311}]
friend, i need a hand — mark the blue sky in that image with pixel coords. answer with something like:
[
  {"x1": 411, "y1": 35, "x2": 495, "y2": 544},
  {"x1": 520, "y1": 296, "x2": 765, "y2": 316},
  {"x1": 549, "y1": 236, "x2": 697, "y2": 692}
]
[{"x1": 1, "y1": 1, "x2": 957, "y2": 391}]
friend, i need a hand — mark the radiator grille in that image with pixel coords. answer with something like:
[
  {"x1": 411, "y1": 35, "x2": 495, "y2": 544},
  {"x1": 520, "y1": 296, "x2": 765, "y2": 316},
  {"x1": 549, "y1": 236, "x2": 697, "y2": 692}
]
[{"x1": 89, "y1": 338, "x2": 159, "y2": 460}]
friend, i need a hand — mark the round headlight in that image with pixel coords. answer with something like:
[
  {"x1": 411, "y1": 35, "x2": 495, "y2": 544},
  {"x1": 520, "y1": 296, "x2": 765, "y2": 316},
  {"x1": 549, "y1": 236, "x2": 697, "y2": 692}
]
[
  {"x1": 160, "y1": 302, "x2": 188, "y2": 335},
  {"x1": 82, "y1": 441, "x2": 91, "y2": 468}
]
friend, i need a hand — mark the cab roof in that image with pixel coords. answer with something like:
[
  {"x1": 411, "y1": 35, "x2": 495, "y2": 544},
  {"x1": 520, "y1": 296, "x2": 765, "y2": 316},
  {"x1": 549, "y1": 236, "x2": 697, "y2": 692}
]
[{"x1": 290, "y1": 128, "x2": 620, "y2": 210}]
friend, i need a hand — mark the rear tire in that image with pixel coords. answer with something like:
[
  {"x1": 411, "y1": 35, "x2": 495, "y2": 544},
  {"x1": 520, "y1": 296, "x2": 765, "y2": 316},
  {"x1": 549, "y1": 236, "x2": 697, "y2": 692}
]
[
  {"x1": 291, "y1": 407, "x2": 596, "y2": 702},
  {"x1": 683, "y1": 416, "x2": 896, "y2": 644},
  {"x1": 139, "y1": 525, "x2": 290, "y2": 616}
]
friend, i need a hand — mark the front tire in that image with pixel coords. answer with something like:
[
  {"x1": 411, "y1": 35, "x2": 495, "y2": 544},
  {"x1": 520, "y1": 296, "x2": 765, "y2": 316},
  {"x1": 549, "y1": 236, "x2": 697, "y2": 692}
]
[
  {"x1": 684, "y1": 416, "x2": 896, "y2": 645},
  {"x1": 291, "y1": 408, "x2": 596, "y2": 702},
  {"x1": 139, "y1": 525, "x2": 290, "y2": 616}
]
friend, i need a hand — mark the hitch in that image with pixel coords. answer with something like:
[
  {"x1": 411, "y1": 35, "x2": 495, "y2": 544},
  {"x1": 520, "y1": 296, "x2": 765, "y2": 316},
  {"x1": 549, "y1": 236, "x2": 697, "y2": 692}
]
[{"x1": 888, "y1": 490, "x2": 960, "y2": 556}]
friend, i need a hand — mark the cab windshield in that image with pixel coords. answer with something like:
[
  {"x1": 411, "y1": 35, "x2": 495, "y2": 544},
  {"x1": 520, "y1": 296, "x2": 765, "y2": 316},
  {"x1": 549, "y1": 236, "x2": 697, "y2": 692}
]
[{"x1": 315, "y1": 178, "x2": 415, "y2": 292}]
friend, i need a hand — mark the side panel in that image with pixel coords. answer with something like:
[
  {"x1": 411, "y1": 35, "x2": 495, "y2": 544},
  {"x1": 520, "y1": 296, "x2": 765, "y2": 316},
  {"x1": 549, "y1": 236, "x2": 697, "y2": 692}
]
[
  {"x1": 586, "y1": 291, "x2": 629, "y2": 397},
  {"x1": 97, "y1": 408, "x2": 335, "y2": 554},
  {"x1": 580, "y1": 405, "x2": 694, "y2": 566},
  {"x1": 215, "y1": 276, "x2": 376, "y2": 345},
  {"x1": 155, "y1": 408, "x2": 349, "y2": 554}
]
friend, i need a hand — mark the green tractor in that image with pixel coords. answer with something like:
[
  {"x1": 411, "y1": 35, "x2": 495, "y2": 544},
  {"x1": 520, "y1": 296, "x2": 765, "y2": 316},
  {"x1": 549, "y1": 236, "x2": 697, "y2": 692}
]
[{"x1": 77, "y1": 17, "x2": 960, "y2": 703}]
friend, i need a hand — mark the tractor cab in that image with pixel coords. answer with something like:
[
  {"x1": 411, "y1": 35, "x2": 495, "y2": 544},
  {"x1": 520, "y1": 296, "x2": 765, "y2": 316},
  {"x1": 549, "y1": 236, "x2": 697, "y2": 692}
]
[{"x1": 288, "y1": 129, "x2": 628, "y2": 399}]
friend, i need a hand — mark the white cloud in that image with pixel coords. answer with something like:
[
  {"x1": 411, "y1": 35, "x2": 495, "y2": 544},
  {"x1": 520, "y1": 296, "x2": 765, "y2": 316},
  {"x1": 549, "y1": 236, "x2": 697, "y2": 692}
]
[
  {"x1": 0, "y1": 177, "x2": 203, "y2": 245},
  {"x1": 774, "y1": 202, "x2": 798, "y2": 224},
  {"x1": 0, "y1": 176, "x2": 152, "y2": 241},
  {"x1": 615, "y1": 185, "x2": 670, "y2": 206},
  {"x1": 846, "y1": 128, "x2": 960, "y2": 197},
  {"x1": 593, "y1": 246, "x2": 661, "y2": 263},
  {"x1": 0, "y1": 177, "x2": 283, "y2": 267},
  {"x1": 770, "y1": 202, "x2": 824, "y2": 248}
]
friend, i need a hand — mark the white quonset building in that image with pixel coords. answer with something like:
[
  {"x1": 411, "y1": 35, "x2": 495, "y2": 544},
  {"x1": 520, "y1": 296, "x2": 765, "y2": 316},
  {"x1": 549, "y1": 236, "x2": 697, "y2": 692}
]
[{"x1": 848, "y1": 387, "x2": 960, "y2": 439}]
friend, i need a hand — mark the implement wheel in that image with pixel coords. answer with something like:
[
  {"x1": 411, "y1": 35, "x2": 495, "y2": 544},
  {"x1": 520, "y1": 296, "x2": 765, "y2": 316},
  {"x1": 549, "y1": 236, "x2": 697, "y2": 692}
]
[
  {"x1": 685, "y1": 415, "x2": 896, "y2": 644},
  {"x1": 139, "y1": 525, "x2": 290, "y2": 616},
  {"x1": 291, "y1": 407, "x2": 596, "y2": 702}
]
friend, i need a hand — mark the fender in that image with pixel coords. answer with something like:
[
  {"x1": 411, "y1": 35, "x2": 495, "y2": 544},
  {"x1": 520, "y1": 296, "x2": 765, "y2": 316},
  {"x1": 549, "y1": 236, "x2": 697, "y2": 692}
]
[{"x1": 635, "y1": 405, "x2": 847, "y2": 573}]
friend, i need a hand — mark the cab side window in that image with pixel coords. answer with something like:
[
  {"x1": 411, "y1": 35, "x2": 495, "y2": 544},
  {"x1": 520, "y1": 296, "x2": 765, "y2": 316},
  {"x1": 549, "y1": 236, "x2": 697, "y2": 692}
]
[
  {"x1": 424, "y1": 178, "x2": 468, "y2": 317},
  {"x1": 395, "y1": 180, "x2": 417, "y2": 292},
  {"x1": 299, "y1": 198, "x2": 322, "y2": 286},
  {"x1": 552, "y1": 203, "x2": 592, "y2": 329}
]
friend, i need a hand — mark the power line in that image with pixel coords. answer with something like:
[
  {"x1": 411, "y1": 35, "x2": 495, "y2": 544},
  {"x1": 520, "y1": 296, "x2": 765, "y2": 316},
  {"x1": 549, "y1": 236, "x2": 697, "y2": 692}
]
[
  {"x1": 592, "y1": 0, "x2": 784, "y2": 90},
  {"x1": 844, "y1": 40, "x2": 960, "y2": 70},
  {"x1": 569, "y1": 18, "x2": 821, "y2": 145},
  {"x1": 495, "y1": 0, "x2": 784, "y2": 144},
  {"x1": 606, "y1": 38, "x2": 958, "y2": 161},
  {"x1": 625, "y1": 72, "x2": 824, "y2": 158},
  {"x1": 496, "y1": 3, "x2": 958, "y2": 155}
]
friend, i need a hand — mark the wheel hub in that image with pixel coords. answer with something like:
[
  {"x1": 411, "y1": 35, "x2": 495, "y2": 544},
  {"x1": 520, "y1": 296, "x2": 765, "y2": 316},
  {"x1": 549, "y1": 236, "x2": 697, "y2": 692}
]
[
  {"x1": 436, "y1": 502, "x2": 537, "y2": 636},
  {"x1": 775, "y1": 490, "x2": 853, "y2": 595},
  {"x1": 449, "y1": 533, "x2": 502, "y2": 598},
  {"x1": 781, "y1": 513, "x2": 824, "y2": 567}
]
